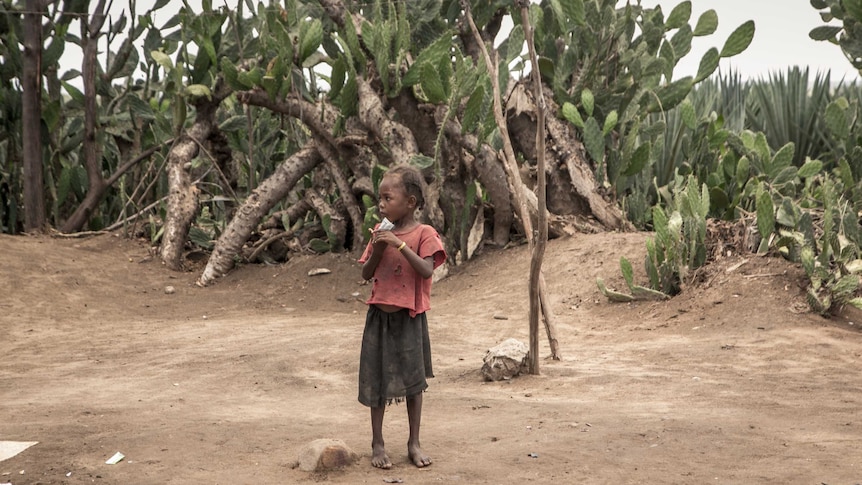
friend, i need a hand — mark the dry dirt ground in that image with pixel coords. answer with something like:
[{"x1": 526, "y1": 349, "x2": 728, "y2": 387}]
[{"x1": 1, "y1": 231, "x2": 861, "y2": 485}]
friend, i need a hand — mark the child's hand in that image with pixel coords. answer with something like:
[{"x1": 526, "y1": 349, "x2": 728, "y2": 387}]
[{"x1": 372, "y1": 230, "x2": 401, "y2": 249}]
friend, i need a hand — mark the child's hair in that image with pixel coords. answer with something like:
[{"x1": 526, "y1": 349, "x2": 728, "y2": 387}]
[{"x1": 385, "y1": 164, "x2": 425, "y2": 210}]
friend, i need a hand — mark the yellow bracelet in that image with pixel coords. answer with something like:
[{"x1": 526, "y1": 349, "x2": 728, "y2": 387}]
[{"x1": 397, "y1": 241, "x2": 407, "y2": 252}]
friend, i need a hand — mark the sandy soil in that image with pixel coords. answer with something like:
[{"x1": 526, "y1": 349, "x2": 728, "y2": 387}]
[{"x1": 1, "y1": 231, "x2": 861, "y2": 485}]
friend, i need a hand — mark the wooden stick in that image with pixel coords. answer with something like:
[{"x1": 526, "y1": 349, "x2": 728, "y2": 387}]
[{"x1": 462, "y1": 2, "x2": 561, "y2": 371}]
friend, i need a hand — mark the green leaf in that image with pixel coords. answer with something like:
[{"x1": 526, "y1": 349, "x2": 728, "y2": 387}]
[
  {"x1": 631, "y1": 283, "x2": 671, "y2": 300},
  {"x1": 43, "y1": 37, "x2": 66, "y2": 69},
  {"x1": 462, "y1": 85, "x2": 486, "y2": 134},
  {"x1": 583, "y1": 117, "x2": 605, "y2": 164},
  {"x1": 419, "y1": 63, "x2": 447, "y2": 103},
  {"x1": 562, "y1": 102, "x2": 584, "y2": 129},
  {"x1": 620, "y1": 257, "x2": 635, "y2": 288},
  {"x1": 833, "y1": 274, "x2": 860, "y2": 297},
  {"x1": 756, "y1": 186, "x2": 775, "y2": 248},
  {"x1": 342, "y1": 12, "x2": 367, "y2": 73},
  {"x1": 299, "y1": 19, "x2": 324, "y2": 64},
  {"x1": 736, "y1": 156, "x2": 750, "y2": 187},
  {"x1": 537, "y1": 57, "x2": 556, "y2": 82},
  {"x1": 693, "y1": 9, "x2": 718, "y2": 36},
  {"x1": 847, "y1": 298, "x2": 862, "y2": 310},
  {"x1": 560, "y1": 0, "x2": 585, "y2": 27},
  {"x1": 659, "y1": 41, "x2": 676, "y2": 80},
  {"x1": 61, "y1": 81, "x2": 85, "y2": 103},
  {"x1": 58, "y1": 165, "x2": 72, "y2": 206},
  {"x1": 695, "y1": 47, "x2": 720, "y2": 82},
  {"x1": 777, "y1": 197, "x2": 799, "y2": 227},
  {"x1": 680, "y1": 99, "x2": 696, "y2": 130},
  {"x1": 581, "y1": 89, "x2": 595, "y2": 117},
  {"x1": 189, "y1": 227, "x2": 214, "y2": 250},
  {"x1": 410, "y1": 154, "x2": 435, "y2": 169},
  {"x1": 845, "y1": 0, "x2": 862, "y2": 21},
  {"x1": 797, "y1": 159, "x2": 823, "y2": 179},
  {"x1": 648, "y1": 76, "x2": 693, "y2": 112},
  {"x1": 645, "y1": 238, "x2": 660, "y2": 289},
  {"x1": 699, "y1": 181, "x2": 710, "y2": 218},
  {"x1": 770, "y1": 143, "x2": 795, "y2": 178},
  {"x1": 809, "y1": 25, "x2": 842, "y2": 41},
  {"x1": 262, "y1": 75, "x2": 278, "y2": 100},
  {"x1": 670, "y1": 24, "x2": 693, "y2": 60},
  {"x1": 665, "y1": 1, "x2": 691, "y2": 30},
  {"x1": 403, "y1": 35, "x2": 451, "y2": 87},
  {"x1": 308, "y1": 238, "x2": 331, "y2": 253},
  {"x1": 126, "y1": 95, "x2": 155, "y2": 120},
  {"x1": 596, "y1": 278, "x2": 635, "y2": 303},
  {"x1": 623, "y1": 143, "x2": 651, "y2": 176},
  {"x1": 825, "y1": 97, "x2": 851, "y2": 138},
  {"x1": 237, "y1": 66, "x2": 262, "y2": 88},
  {"x1": 641, "y1": 120, "x2": 666, "y2": 139},
  {"x1": 810, "y1": 0, "x2": 828, "y2": 9},
  {"x1": 328, "y1": 58, "x2": 347, "y2": 100},
  {"x1": 184, "y1": 84, "x2": 212, "y2": 101},
  {"x1": 501, "y1": 25, "x2": 525, "y2": 65},
  {"x1": 221, "y1": 57, "x2": 242, "y2": 89},
  {"x1": 720, "y1": 21, "x2": 755, "y2": 58},
  {"x1": 772, "y1": 166, "x2": 799, "y2": 187},
  {"x1": 709, "y1": 187, "x2": 729, "y2": 211},
  {"x1": 602, "y1": 110, "x2": 619, "y2": 136},
  {"x1": 637, "y1": 58, "x2": 664, "y2": 80},
  {"x1": 150, "y1": 50, "x2": 173, "y2": 71},
  {"x1": 219, "y1": 115, "x2": 246, "y2": 133},
  {"x1": 340, "y1": 76, "x2": 358, "y2": 118}
]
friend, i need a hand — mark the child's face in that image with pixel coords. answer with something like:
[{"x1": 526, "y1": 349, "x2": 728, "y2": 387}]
[{"x1": 377, "y1": 175, "x2": 415, "y2": 224}]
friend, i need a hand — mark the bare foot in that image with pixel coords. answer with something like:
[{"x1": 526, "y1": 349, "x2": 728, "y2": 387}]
[
  {"x1": 371, "y1": 444, "x2": 392, "y2": 469},
  {"x1": 408, "y1": 443, "x2": 432, "y2": 468}
]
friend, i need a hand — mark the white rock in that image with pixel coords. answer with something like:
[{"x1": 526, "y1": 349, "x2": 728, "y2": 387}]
[
  {"x1": 295, "y1": 439, "x2": 356, "y2": 472},
  {"x1": 482, "y1": 338, "x2": 529, "y2": 381}
]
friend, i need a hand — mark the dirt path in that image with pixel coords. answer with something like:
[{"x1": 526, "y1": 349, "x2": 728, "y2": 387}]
[{"x1": 1, "y1": 232, "x2": 860, "y2": 484}]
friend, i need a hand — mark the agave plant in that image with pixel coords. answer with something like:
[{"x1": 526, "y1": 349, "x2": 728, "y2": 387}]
[{"x1": 744, "y1": 67, "x2": 833, "y2": 168}]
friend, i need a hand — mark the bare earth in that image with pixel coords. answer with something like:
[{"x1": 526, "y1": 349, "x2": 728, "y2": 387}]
[{"x1": 1, "y1": 231, "x2": 861, "y2": 485}]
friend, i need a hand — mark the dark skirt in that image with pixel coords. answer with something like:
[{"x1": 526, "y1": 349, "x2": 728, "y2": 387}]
[{"x1": 358, "y1": 305, "x2": 434, "y2": 408}]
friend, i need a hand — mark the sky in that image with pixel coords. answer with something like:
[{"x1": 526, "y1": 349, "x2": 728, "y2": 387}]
[
  {"x1": 637, "y1": 0, "x2": 859, "y2": 81},
  {"x1": 96, "y1": 0, "x2": 858, "y2": 83}
]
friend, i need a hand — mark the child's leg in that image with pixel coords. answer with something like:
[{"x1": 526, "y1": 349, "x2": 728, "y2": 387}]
[
  {"x1": 370, "y1": 406, "x2": 391, "y2": 469},
  {"x1": 406, "y1": 393, "x2": 432, "y2": 467}
]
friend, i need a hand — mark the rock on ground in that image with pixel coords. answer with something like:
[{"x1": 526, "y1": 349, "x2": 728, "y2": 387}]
[
  {"x1": 295, "y1": 439, "x2": 357, "y2": 472},
  {"x1": 481, "y1": 338, "x2": 528, "y2": 381}
]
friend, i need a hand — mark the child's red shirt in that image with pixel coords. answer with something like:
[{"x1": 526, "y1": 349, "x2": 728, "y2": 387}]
[{"x1": 359, "y1": 223, "x2": 447, "y2": 317}]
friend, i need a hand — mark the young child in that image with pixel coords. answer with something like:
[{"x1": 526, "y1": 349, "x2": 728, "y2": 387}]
[{"x1": 358, "y1": 165, "x2": 447, "y2": 469}]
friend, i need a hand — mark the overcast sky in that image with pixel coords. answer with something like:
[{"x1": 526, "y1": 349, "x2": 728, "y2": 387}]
[
  {"x1": 638, "y1": 0, "x2": 858, "y2": 81},
  {"x1": 98, "y1": 0, "x2": 858, "y2": 82}
]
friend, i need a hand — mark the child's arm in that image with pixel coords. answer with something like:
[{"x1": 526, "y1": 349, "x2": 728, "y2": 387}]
[
  {"x1": 361, "y1": 241, "x2": 386, "y2": 280},
  {"x1": 398, "y1": 245, "x2": 434, "y2": 279}
]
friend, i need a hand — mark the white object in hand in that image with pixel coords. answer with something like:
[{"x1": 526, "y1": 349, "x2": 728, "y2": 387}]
[{"x1": 378, "y1": 218, "x2": 395, "y2": 231}]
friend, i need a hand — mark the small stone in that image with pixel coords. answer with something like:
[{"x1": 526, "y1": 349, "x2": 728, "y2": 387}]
[
  {"x1": 296, "y1": 439, "x2": 356, "y2": 472},
  {"x1": 164, "y1": 286, "x2": 176, "y2": 294},
  {"x1": 308, "y1": 268, "x2": 331, "y2": 276},
  {"x1": 493, "y1": 314, "x2": 508, "y2": 320},
  {"x1": 481, "y1": 338, "x2": 528, "y2": 381}
]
